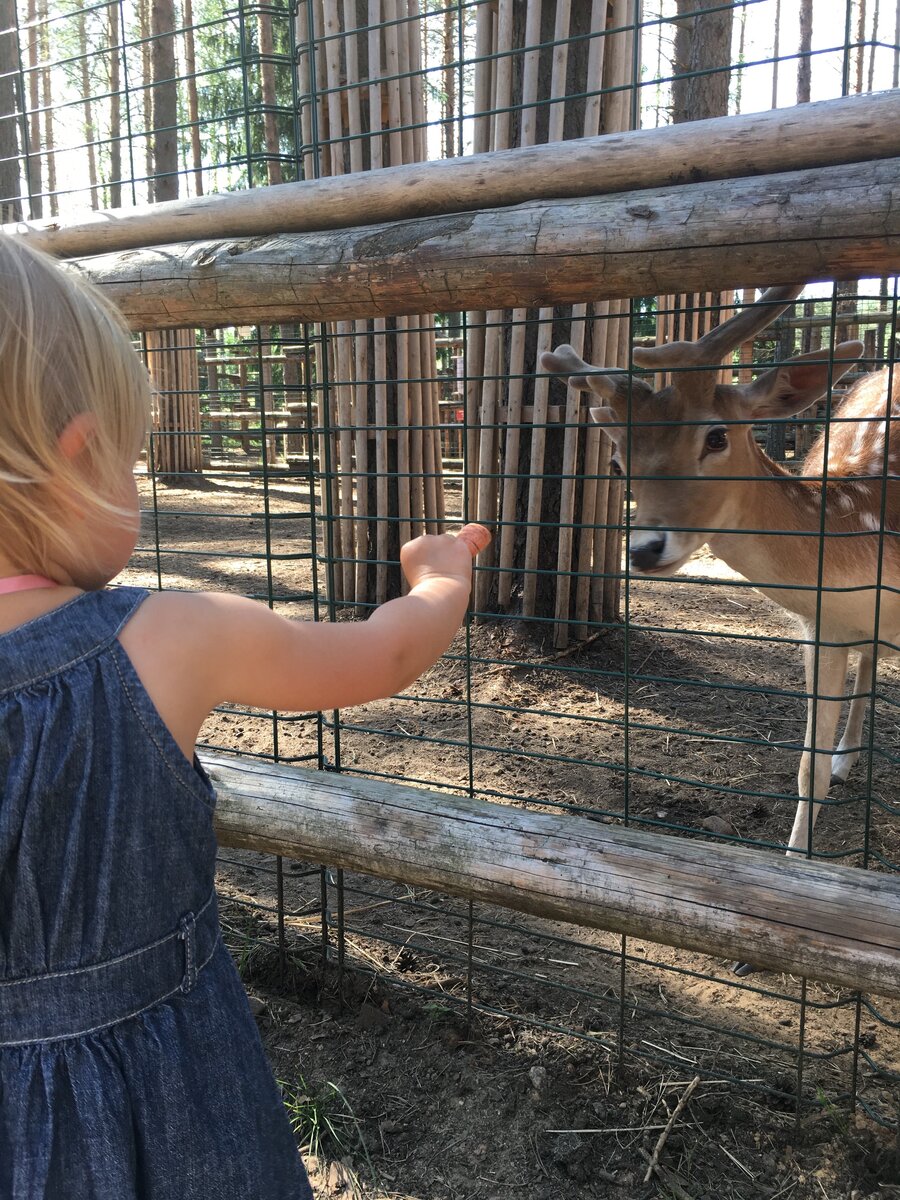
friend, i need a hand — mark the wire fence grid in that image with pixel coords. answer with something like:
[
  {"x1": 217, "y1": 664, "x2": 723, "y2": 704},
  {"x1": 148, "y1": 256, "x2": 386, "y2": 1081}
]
[{"x1": 2, "y1": 0, "x2": 899, "y2": 1185}]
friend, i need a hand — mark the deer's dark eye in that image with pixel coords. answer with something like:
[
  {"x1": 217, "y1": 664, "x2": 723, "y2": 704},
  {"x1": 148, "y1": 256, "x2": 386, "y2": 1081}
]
[
  {"x1": 705, "y1": 426, "x2": 728, "y2": 452},
  {"x1": 610, "y1": 459, "x2": 623, "y2": 477}
]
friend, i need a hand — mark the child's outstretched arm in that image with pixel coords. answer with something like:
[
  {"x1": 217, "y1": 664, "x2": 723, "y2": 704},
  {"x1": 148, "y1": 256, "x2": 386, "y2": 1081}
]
[{"x1": 120, "y1": 525, "x2": 490, "y2": 757}]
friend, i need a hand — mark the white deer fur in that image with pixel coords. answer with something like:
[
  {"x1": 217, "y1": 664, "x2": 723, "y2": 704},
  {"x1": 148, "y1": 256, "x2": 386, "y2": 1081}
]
[{"x1": 542, "y1": 286, "x2": 899, "y2": 857}]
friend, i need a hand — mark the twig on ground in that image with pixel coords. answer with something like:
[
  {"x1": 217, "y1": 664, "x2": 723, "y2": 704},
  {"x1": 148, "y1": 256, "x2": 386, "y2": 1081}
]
[
  {"x1": 639, "y1": 1147, "x2": 695, "y2": 1200},
  {"x1": 643, "y1": 1074, "x2": 701, "y2": 1183},
  {"x1": 533, "y1": 629, "x2": 608, "y2": 664}
]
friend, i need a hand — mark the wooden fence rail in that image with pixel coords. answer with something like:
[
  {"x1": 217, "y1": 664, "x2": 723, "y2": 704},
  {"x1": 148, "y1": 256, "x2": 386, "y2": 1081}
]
[
  {"x1": 72, "y1": 159, "x2": 900, "y2": 331},
  {"x1": 204, "y1": 752, "x2": 900, "y2": 1000},
  {"x1": 7, "y1": 90, "x2": 899, "y2": 259}
]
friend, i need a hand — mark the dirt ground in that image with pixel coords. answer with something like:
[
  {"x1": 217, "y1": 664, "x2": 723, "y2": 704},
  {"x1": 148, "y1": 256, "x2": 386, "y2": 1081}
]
[{"x1": 125, "y1": 468, "x2": 900, "y2": 1200}]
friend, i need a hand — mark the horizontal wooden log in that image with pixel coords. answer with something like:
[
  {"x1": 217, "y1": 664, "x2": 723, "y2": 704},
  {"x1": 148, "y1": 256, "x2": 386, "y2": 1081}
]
[
  {"x1": 75, "y1": 158, "x2": 900, "y2": 329},
  {"x1": 203, "y1": 752, "x2": 900, "y2": 999},
  {"x1": 9, "y1": 91, "x2": 900, "y2": 260}
]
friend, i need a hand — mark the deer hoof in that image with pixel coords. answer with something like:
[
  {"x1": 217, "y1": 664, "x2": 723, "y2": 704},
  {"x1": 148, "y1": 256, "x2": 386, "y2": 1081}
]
[
  {"x1": 830, "y1": 752, "x2": 858, "y2": 783},
  {"x1": 732, "y1": 960, "x2": 757, "y2": 977}
]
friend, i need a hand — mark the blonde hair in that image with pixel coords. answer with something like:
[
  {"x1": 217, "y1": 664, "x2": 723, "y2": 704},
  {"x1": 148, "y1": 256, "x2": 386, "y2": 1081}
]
[{"x1": 0, "y1": 234, "x2": 150, "y2": 578}]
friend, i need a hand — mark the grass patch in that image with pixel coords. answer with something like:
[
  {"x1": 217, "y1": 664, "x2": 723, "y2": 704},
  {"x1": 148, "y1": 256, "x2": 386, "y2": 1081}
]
[{"x1": 281, "y1": 1075, "x2": 373, "y2": 1172}]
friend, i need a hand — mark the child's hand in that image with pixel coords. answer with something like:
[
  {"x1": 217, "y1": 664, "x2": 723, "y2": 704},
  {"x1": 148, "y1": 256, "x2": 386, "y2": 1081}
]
[{"x1": 400, "y1": 523, "x2": 491, "y2": 591}]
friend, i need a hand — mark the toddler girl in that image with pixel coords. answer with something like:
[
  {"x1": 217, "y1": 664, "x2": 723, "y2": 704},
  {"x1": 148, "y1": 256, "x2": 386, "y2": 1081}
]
[{"x1": 0, "y1": 235, "x2": 490, "y2": 1199}]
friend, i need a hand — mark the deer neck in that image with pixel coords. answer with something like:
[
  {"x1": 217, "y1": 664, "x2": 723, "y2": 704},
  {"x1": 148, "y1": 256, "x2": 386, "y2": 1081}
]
[{"x1": 705, "y1": 440, "x2": 830, "y2": 590}]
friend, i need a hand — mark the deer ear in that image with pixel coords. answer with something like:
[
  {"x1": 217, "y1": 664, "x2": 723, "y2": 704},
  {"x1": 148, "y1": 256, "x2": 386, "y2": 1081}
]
[
  {"x1": 588, "y1": 412, "x2": 624, "y2": 451},
  {"x1": 742, "y1": 341, "x2": 863, "y2": 419},
  {"x1": 589, "y1": 406, "x2": 619, "y2": 428}
]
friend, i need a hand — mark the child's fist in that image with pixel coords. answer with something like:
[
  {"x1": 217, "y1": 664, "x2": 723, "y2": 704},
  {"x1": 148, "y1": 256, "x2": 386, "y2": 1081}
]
[{"x1": 400, "y1": 524, "x2": 492, "y2": 589}]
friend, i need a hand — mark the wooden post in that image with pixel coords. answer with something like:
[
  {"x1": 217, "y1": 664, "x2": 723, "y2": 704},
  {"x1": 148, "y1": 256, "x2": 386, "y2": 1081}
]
[
  {"x1": 467, "y1": 0, "x2": 633, "y2": 642},
  {"x1": 299, "y1": 0, "x2": 442, "y2": 610},
  {"x1": 146, "y1": 328, "x2": 202, "y2": 474}
]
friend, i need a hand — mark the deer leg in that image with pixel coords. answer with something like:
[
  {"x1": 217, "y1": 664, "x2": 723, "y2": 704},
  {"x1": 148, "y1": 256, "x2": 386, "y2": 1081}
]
[
  {"x1": 734, "y1": 641, "x2": 850, "y2": 977},
  {"x1": 830, "y1": 647, "x2": 875, "y2": 782},
  {"x1": 788, "y1": 641, "x2": 849, "y2": 856}
]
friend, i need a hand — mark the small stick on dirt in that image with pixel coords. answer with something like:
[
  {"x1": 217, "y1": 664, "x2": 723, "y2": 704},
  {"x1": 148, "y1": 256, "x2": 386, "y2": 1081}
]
[
  {"x1": 639, "y1": 1148, "x2": 695, "y2": 1200},
  {"x1": 534, "y1": 628, "x2": 608, "y2": 664},
  {"x1": 642, "y1": 1074, "x2": 701, "y2": 1184}
]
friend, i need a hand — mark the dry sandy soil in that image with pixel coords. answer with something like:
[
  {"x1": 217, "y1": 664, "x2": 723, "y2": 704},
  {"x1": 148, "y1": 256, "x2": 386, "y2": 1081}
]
[{"x1": 123, "y1": 468, "x2": 900, "y2": 1200}]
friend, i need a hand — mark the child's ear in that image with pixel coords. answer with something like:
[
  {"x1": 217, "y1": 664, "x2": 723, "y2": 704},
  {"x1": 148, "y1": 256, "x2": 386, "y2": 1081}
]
[{"x1": 57, "y1": 412, "x2": 97, "y2": 460}]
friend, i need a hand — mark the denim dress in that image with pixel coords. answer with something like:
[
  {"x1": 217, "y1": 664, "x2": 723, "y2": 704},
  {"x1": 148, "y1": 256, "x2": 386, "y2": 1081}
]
[{"x1": 0, "y1": 587, "x2": 314, "y2": 1200}]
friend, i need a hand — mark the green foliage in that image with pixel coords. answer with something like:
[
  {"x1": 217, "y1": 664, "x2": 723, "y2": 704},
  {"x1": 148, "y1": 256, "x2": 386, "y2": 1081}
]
[
  {"x1": 632, "y1": 296, "x2": 657, "y2": 339},
  {"x1": 280, "y1": 1076, "x2": 372, "y2": 1170},
  {"x1": 189, "y1": 0, "x2": 298, "y2": 191}
]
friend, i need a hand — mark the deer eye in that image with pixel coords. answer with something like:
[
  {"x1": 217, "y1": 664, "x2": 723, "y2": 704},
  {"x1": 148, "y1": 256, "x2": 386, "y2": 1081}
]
[
  {"x1": 610, "y1": 458, "x2": 623, "y2": 477},
  {"x1": 705, "y1": 426, "x2": 728, "y2": 452}
]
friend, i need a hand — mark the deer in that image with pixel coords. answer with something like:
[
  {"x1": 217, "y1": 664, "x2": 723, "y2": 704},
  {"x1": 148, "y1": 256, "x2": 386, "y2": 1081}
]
[{"x1": 541, "y1": 285, "x2": 899, "y2": 887}]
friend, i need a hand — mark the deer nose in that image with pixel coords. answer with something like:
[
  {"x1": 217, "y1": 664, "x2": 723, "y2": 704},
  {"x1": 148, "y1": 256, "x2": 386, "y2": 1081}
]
[{"x1": 630, "y1": 534, "x2": 667, "y2": 572}]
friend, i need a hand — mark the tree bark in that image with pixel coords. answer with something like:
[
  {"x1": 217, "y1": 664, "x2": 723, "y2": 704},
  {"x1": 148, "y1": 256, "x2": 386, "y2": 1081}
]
[
  {"x1": 797, "y1": 0, "x2": 813, "y2": 104},
  {"x1": 671, "y1": 0, "x2": 733, "y2": 124},
  {"x1": 77, "y1": 7, "x2": 100, "y2": 209},
  {"x1": 204, "y1": 752, "x2": 900, "y2": 1001},
  {"x1": 11, "y1": 91, "x2": 900, "y2": 259},
  {"x1": 108, "y1": 0, "x2": 122, "y2": 208},
  {"x1": 25, "y1": 0, "x2": 41, "y2": 217},
  {"x1": 38, "y1": 0, "x2": 54, "y2": 216},
  {"x1": 150, "y1": 0, "x2": 178, "y2": 202},
  {"x1": 182, "y1": 0, "x2": 202, "y2": 195},
  {"x1": 139, "y1": 0, "x2": 153, "y2": 197},
  {"x1": 257, "y1": 5, "x2": 282, "y2": 185},
  {"x1": 0, "y1": 0, "x2": 22, "y2": 220},
  {"x1": 70, "y1": 158, "x2": 900, "y2": 331}
]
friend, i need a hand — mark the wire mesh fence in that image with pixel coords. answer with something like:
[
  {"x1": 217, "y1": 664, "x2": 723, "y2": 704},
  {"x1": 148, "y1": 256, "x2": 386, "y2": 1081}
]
[{"x1": 3, "y1": 0, "x2": 900, "y2": 1192}]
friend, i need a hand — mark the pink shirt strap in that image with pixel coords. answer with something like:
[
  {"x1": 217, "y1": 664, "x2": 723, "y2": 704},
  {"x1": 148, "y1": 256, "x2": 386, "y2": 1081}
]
[{"x1": 0, "y1": 574, "x2": 58, "y2": 595}]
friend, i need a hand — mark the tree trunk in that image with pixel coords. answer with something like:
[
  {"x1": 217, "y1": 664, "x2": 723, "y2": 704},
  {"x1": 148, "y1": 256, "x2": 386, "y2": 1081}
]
[
  {"x1": 0, "y1": 0, "x2": 22, "y2": 220},
  {"x1": 257, "y1": 6, "x2": 282, "y2": 186},
  {"x1": 38, "y1": 0, "x2": 55, "y2": 216},
  {"x1": 855, "y1": 0, "x2": 867, "y2": 96},
  {"x1": 665, "y1": 0, "x2": 735, "y2": 393},
  {"x1": 868, "y1": 0, "x2": 880, "y2": 92},
  {"x1": 77, "y1": 7, "x2": 99, "y2": 209},
  {"x1": 733, "y1": 2, "x2": 748, "y2": 115},
  {"x1": 108, "y1": 0, "x2": 122, "y2": 208},
  {"x1": 797, "y1": 0, "x2": 812, "y2": 104},
  {"x1": 12, "y1": 91, "x2": 900, "y2": 259},
  {"x1": 671, "y1": 0, "x2": 733, "y2": 125},
  {"x1": 139, "y1": 0, "x2": 154, "y2": 199},
  {"x1": 182, "y1": 0, "x2": 203, "y2": 196},
  {"x1": 442, "y1": 3, "x2": 455, "y2": 159},
  {"x1": 25, "y1": 0, "x2": 41, "y2": 217},
  {"x1": 150, "y1": 0, "x2": 178, "y2": 202},
  {"x1": 205, "y1": 751, "x2": 900, "y2": 1002}
]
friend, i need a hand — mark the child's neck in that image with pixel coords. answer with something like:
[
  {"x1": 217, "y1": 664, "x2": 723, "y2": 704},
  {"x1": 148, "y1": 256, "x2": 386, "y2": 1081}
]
[
  {"x1": 0, "y1": 550, "x2": 72, "y2": 587},
  {"x1": 0, "y1": 554, "x2": 80, "y2": 633},
  {"x1": 0, "y1": 573, "x2": 57, "y2": 594}
]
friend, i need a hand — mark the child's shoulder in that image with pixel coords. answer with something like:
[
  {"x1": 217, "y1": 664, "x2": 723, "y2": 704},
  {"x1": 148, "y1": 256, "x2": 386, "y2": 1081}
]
[
  {"x1": 116, "y1": 589, "x2": 261, "y2": 759},
  {"x1": 121, "y1": 588, "x2": 239, "y2": 668},
  {"x1": 126, "y1": 588, "x2": 270, "y2": 647}
]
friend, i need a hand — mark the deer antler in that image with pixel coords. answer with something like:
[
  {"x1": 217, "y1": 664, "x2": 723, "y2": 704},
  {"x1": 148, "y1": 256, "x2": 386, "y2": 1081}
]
[
  {"x1": 633, "y1": 285, "x2": 805, "y2": 371},
  {"x1": 541, "y1": 345, "x2": 628, "y2": 401}
]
